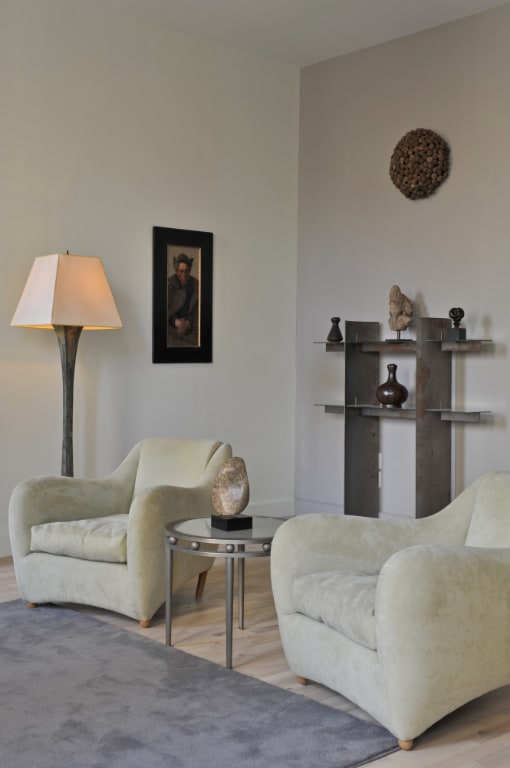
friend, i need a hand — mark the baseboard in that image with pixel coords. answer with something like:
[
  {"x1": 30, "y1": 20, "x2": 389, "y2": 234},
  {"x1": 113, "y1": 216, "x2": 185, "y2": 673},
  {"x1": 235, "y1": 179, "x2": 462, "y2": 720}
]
[
  {"x1": 294, "y1": 498, "x2": 343, "y2": 516},
  {"x1": 251, "y1": 499, "x2": 345, "y2": 518},
  {"x1": 248, "y1": 499, "x2": 295, "y2": 518}
]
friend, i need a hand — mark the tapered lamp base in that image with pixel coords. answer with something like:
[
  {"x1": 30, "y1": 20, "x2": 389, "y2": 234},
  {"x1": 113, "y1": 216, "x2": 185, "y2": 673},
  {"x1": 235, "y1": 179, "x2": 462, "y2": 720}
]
[{"x1": 53, "y1": 325, "x2": 83, "y2": 477}]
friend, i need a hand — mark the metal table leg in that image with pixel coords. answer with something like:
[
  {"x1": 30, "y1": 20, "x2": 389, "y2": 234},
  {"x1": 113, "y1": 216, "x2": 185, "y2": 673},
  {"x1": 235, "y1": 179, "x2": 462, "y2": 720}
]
[
  {"x1": 165, "y1": 544, "x2": 174, "y2": 646},
  {"x1": 238, "y1": 544, "x2": 245, "y2": 629},
  {"x1": 225, "y1": 555, "x2": 234, "y2": 669}
]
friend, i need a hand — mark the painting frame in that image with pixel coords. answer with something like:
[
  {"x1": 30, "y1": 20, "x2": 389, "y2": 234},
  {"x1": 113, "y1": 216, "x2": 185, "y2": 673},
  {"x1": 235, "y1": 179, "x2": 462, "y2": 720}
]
[{"x1": 152, "y1": 226, "x2": 213, "y2": 363}]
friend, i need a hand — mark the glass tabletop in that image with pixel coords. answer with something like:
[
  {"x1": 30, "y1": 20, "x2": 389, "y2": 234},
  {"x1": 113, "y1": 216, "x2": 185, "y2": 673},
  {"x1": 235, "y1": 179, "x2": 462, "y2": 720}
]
[{"x1": 166, "y1": 515, "x2": 286, "y2": 545}]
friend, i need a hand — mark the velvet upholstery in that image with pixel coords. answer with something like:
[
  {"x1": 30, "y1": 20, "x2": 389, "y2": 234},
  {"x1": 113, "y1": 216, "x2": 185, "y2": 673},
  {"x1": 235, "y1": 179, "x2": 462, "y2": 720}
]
[
  {"x1": 9, "y1": 437, "x2": 232, "y2": 623},
  {"x1": 30, "y1": 514, "x2": 130, "y2": 563},
  {"x1": 271, "y1": 472, "x2": 510, "y2": 745}
]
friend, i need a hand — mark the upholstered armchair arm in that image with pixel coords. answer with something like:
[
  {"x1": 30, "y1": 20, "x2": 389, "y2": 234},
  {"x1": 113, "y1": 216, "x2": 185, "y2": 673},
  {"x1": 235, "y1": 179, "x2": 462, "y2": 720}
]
[
  {"x1": 8, "y1": 446, "x2": 140, "y2": 559},
  {"x1": 270, "y1": 492, "x2": 478, "y2": 618},
  {"x1": 198, "y1": 441, "x2": 233, "y2": 491},
  {"x1": 271, "y1": 514, "x2": 427, "y2": 616},
  {"x1": 275, "y1": 514, "x2": 418, "y2": 567},
  {"x1": 127, "y1": 483, "x2": 216, "y2": 596},
  {"x1": 127, "y1": 438, "x2": 231, "y2": 564},
  {"x1": 9, "y1": 478, "x2": 135, "y2": 560},
  {"x1": 128, "y1": 484, "x2": 214, "y2": 554},
  {"x1": 125, "y1": 437, "x2": 230, "y2": 565},
  {"x1": 376, "y1": 544, "x2": 510, "y2": 739}
]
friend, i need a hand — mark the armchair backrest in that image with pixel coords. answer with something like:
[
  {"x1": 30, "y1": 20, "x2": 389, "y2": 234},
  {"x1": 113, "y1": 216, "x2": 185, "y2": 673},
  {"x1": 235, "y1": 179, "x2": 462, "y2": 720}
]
[
  {"x1": 132, "y1": 437, "x2": 227, "y2": 496},
  {"x1": 465, "y1": 471, "x2": 510, "y2": 548}
]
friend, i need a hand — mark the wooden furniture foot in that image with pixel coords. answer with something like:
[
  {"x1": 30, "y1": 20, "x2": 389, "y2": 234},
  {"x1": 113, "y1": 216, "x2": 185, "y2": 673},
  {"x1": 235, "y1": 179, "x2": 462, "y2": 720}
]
[
  {"x1": 296, "y1": 676, "x2": 309, "y2": 685},
  {"x1": 397, "y1": 739, "x2": 414, "y2": 751},
  {"x1": 139, "y1": 619, "x2": 151, "y2": 628},
  {"x1": 195, "y1": 570, "x2": 208, "y2": 600},
  {"x1": 26, "y1": 602, "x2": 37, "y2": 608}
]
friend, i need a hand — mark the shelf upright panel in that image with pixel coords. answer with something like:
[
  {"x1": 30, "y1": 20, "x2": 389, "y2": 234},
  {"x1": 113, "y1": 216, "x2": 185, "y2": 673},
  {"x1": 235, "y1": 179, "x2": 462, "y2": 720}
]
[
  {"x1": 345, "y1": 321, "x2": 380, "y2": 517},
  {"x1": 415, "y1": 317, "x2": 451, "y2": 518}
]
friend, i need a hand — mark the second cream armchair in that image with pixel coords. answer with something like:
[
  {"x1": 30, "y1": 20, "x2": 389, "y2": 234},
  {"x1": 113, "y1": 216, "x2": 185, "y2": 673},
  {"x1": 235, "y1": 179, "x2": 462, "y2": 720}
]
[{"x1": 271, "y1": 472, "x2": 510, "y2": 749}]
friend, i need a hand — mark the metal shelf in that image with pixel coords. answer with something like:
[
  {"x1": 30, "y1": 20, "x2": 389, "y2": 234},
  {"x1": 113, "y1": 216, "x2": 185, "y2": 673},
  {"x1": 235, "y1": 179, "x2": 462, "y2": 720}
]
[
  {"x1": 313, "y1": 341, "x2": 345, "y2": 351},
  {"x1": 316, "y1": 318, "x2": 493, "y2": 519},
  {"x1": 429, "y1": 409, "x2": 491, "y2": 423},
  {"x1": 359, "y1": 340, "x2": 416, "y2": 353},
  {"x1": 314, "y1": 404, "x2": 345, "y2": 414},
  {"x1": 317, "y1": 404, "x2": 489, "y2": 422}
]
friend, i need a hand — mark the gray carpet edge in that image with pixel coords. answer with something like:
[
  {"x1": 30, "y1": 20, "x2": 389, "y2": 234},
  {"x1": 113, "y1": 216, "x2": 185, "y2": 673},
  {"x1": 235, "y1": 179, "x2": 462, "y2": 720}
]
[{"x1": 1, "y1": 599, "x2": 398, "y2": 768}]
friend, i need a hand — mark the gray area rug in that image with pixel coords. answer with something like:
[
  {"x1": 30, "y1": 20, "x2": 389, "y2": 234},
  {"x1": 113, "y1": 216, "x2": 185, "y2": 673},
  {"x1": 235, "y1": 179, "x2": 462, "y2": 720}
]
[{"x1": 1, "y1": 600, "x2": 397, "y2": 767}]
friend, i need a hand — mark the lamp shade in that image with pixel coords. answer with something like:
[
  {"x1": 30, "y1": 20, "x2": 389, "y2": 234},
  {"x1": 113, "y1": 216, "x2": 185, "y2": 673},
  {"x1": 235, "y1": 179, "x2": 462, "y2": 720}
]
[{"x1": 11, "y1": 253, "x2": 122, "y2": 330}]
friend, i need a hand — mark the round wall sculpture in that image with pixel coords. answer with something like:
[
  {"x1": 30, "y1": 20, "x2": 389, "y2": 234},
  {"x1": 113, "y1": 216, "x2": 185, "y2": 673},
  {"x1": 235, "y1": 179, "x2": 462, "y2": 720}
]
[{"x1": 389, "y1": 128, "x2": 450, "y2": 200}]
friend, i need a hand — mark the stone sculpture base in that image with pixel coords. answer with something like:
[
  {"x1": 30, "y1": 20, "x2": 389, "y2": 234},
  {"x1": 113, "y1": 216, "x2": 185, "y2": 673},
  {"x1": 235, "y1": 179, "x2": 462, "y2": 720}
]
[
  {"x1": 211, "y1": 514, "x2": 253, "y2": 531},
  {"x1": 444, "y1": 328, "x2": 466, "y2": 341}
]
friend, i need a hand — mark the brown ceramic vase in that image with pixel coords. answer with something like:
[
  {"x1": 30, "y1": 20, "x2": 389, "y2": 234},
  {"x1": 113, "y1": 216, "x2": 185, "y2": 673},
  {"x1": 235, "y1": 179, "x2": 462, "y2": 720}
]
[{"x1": 376, "y1": 363, "x2": 408, "y2": 409}]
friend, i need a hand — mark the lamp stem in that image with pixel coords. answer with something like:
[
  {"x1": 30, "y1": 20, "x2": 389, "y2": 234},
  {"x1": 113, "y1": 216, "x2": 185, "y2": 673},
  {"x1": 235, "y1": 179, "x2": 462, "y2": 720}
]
[{"x1": 53, "y1": 325, "x2": 83, "y2": 477}]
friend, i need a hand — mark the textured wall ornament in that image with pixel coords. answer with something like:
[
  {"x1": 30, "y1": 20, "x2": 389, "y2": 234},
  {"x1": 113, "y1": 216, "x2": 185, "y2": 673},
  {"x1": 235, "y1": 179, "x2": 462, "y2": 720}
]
[{"x1": 389, "y1": 128, "x2": 450, "y2": 200}]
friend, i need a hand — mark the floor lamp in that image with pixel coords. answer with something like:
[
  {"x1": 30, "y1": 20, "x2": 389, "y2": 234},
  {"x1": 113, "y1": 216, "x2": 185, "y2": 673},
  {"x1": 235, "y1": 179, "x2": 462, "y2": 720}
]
[{"x1": 11, "y1": 253, "x2": 122, "y2": 477}]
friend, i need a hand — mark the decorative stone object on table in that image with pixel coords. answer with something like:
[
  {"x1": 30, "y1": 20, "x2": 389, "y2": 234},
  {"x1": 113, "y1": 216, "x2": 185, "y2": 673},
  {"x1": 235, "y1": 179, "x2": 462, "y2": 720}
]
[
  {"x1": 389, "y1": 128, "x2": 450, "y2": 200},
  {"x1": 376, "y1": 363, "x2": 408, "y2": 409},
  {"x1": 445, "y1": 307, "x2": 466, "y2": 341},
  {"x1": 388, "y1": 285, "x2": 413, "y2": 339},
  {"x1": 327, "y1": 317, "x2": 343, "y2": 343},
  {"x1": 211, "y1": 457, "x2": 251, "y2": 530}
]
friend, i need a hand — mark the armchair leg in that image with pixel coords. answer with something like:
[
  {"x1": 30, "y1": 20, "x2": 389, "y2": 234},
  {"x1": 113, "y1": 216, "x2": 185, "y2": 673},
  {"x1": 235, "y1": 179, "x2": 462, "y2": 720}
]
[
  {"x1": 297, "y1": 676, "x2": 309, "y2": 685},
  {"x1": 26, "y1": 602, "x2": 37, "y2": 609},
  {"x1": 195, "y1": 570, "x2": 208, "y2": 600},
  {"x1": 397, "y1": 740, "x2": 414, "y2": 751},
  {"x1": 139, "y1": 620, "x2": 151, "y2": 628}
]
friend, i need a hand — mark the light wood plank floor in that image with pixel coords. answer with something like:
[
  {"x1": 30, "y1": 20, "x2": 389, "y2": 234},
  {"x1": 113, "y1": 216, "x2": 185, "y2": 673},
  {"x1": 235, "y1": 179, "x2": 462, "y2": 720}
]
[{"x1": 2, "y1": 555, "x2": 510, "y2": 766}]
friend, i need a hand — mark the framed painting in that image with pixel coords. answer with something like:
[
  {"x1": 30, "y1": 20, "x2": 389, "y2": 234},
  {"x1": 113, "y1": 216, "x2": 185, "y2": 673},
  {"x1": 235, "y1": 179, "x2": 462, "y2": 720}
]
[{"x1": 152, "y1": 226, "x2": 213, "y2": 363}]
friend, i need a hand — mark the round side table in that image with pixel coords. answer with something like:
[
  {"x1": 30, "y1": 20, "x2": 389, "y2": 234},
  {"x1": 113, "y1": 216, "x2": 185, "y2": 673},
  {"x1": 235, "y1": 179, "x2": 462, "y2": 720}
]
[{"x1": 165, "y1": 515, "x2": 285, "y2": 669}]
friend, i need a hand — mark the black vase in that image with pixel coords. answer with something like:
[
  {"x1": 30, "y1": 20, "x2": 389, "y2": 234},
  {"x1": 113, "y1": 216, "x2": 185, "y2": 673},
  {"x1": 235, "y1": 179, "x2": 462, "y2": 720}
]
[
  {"x1": 327, "y1": 317, "x2": 343, "y2": 343},
  {"x1": 376, "y1": 363, "x2": 408, "y2": 409}
]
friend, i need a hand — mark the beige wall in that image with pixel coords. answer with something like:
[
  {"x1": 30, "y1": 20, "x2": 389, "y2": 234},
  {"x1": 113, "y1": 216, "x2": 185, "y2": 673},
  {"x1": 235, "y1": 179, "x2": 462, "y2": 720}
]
[
  {"x1": 3, "y1": 1, "x2": 508, "y2": 555},
  {"x1": 0, "y1": 0, "x2": 299, "y2": 554},
  {"x1": 296, "y1": 4, "x2": 510, "y2": 516}
]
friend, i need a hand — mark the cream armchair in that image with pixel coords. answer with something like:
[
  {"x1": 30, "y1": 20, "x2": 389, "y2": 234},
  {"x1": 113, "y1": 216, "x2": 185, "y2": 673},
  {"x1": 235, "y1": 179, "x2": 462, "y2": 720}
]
[
  {"x1": 271, "y1": 472, "x2": 510, "y2": 750},
  {"x1": 9, "y1": 437, "x2": 232, "y2": 626}
]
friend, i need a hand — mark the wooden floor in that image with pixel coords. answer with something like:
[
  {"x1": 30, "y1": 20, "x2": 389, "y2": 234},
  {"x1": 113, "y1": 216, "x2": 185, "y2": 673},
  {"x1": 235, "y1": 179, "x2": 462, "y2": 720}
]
[{"x1": 2, "y1": 555, "x2": 510, "y2": 766}]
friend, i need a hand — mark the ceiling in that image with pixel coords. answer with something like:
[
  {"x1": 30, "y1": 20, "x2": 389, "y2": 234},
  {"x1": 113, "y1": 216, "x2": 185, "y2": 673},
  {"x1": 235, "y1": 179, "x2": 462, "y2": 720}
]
[{"x1": 100, "y1": 0, "x2": 508, "y2": 67}]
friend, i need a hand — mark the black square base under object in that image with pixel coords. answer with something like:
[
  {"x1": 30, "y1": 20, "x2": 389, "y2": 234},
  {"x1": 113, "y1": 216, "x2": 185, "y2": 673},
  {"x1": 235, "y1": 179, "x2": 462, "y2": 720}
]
[
  {"x1": 211, "y1": 514, "x2": 253, "y2": 531},
  {"x1": 444, "y1": 327, "x2": 466, "y2": 341}
]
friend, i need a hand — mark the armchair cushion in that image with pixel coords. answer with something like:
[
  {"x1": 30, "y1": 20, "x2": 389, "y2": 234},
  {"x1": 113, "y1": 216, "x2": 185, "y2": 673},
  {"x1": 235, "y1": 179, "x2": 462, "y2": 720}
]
[
  {"x1": 30, "y1": 514, "x2": 129, "y2": 563},
  {"x1": 293, "y1": 571, "x2": 377, "y2": 650}
]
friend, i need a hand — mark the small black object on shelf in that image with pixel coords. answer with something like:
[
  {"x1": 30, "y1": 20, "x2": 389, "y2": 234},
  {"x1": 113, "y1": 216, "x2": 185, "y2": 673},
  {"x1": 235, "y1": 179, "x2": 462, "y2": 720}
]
[
  {"x1": 327, "y1": 317, "x2": 343, "y2": 343},
  {"x1": 445, "y1": 307, "x2": 466, "y2": 341},
  {"x1": 211, "y1": 514, "x2": 253, "y2": 531}
]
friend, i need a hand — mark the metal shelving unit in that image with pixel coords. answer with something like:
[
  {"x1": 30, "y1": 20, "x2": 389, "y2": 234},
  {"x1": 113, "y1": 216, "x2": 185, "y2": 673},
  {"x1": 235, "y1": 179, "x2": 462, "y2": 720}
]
[{"x1": 316, "y1": 317, "x2": 491, "y2": 518}]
